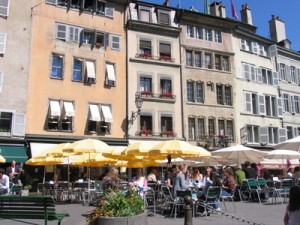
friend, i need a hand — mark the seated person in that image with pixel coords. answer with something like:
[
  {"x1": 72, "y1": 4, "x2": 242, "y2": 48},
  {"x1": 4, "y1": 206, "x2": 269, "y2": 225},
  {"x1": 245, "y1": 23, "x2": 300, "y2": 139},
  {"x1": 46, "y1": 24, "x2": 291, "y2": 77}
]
[
  {"x1": 102, "y1": 167, "x2": 121, "y2": 191},
  {"x1": 192, "y1": 168, "x2": 203, "y2": 188},
  {"x1": 0, "y1": 168, "x2": 10, "y2": 195},
  {"x1": 221, "y1": 167, "x2": 236, "y2": 196},
  {"x1": 147, "y1": 168, "x2": 158, "y2": 183}
]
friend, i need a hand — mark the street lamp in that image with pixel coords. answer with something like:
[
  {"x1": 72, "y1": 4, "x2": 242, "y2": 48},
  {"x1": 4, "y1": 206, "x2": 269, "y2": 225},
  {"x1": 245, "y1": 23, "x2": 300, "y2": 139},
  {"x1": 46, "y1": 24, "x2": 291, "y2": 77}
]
[{"x1": 129, "y1": 93, "x2": 143, "y2": 124}]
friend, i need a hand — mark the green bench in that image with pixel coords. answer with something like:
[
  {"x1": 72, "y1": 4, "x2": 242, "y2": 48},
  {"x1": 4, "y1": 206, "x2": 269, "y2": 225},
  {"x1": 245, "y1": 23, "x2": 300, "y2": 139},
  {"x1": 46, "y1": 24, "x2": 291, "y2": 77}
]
[{"x1": 0, "y1": 195, "x2": 69, "y2": 225}]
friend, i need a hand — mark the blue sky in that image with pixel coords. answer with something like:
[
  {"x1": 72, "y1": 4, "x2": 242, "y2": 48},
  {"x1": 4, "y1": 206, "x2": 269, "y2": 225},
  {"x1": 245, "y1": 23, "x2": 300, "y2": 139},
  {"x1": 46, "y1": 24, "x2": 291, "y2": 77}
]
[{"x1": 142, "y1": 0, "x2": 300, "y2": 51}]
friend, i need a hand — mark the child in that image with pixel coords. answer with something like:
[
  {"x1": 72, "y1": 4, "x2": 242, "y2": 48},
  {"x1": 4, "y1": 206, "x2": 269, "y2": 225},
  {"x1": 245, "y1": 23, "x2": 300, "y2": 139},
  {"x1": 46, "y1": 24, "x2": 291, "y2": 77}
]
[{"x1": 284, "y1": 186, "x2": 300, "y2": 225}]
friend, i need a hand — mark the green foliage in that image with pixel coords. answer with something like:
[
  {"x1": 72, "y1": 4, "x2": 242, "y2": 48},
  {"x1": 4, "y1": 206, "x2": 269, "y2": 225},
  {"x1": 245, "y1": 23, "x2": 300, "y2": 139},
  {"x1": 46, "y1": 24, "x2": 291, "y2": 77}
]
[{"x1": 86, "y1": 188, "x2": 144, "y2": 225}]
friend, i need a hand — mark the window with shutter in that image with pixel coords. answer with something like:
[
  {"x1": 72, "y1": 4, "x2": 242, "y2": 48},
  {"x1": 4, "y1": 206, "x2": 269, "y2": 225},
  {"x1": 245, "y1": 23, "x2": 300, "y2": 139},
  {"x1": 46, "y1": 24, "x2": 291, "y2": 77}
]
[
  {"x1": 259, "y1": 95, "x2": 266, "y2": 115},
  {"x1": 12, "y1": 114, "x2": 26, "y2": 136},
  {"x1": 256, "y1": 68, "x2": 262, "y2": 82},
  {"x1": 110, "y1": 34, "x2": 120, "y2": 50},
  {"x1": 279, "y1": 128, "x2": 287, "y2": 143},
  {"x1": 158, "y1": 11, "x2": 170, "y2": 25},
  {"x1": 0, "y1": 32, "x2": 7, "y2": 54},
  {"x1": 251, "y1": 42, "x2": 258, "y2": 54},
  {"x1": 105, "y1": 2, "x2": 114, "y2": 17},
  {"x1": 243, "y1": 63, "x2": 250, "y2": 80},
  {"x1": 277, "y1": 98, "x2": 283, "y2": 117},
  {"x1": 259, "y1": 127, "x2": 268, "y2": 144},
  {"x1": 269, "y1": 45, "x2": 277, "y2": 57},
  {"x1": 273, "y1": 71, "x2": 279, "y2": 86},
  {"x1": 245, "y1": 92, "x2": 252, "y2": 113},
  {"x1": 56, "y1": 24, "x2": 67, "y2": 41},
  {"x1": 0, "y1": 0, "x2": 9, "y2": 17}
]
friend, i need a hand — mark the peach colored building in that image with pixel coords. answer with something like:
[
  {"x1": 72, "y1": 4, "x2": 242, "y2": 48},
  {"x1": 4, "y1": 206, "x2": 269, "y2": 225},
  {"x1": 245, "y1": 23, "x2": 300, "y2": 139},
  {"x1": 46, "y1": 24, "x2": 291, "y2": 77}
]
[{"x1": 27, "y1": 0, "x2": 128, "y2": 154}]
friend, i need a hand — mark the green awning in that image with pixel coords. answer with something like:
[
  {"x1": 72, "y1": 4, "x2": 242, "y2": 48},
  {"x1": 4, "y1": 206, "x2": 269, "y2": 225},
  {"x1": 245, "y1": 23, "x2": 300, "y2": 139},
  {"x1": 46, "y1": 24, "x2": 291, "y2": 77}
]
[{"x1": 0, "y1": 145, "x2": 28, "y2": 163}]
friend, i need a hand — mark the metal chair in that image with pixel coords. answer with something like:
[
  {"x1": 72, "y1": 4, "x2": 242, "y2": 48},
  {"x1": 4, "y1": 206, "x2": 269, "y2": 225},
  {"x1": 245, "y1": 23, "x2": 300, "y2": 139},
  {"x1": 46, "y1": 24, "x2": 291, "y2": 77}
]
[
  {"x1": 171, "y1": 189, "x2": 193, "y2": 219},
  {"x1": 198, "y1": 186, "x2": 221, "y2": 217},
  {"x1": 160, "y1": 185, "x2": 175, "y2": 215},
  {"x1": 265, "y1": 179, "x2": 283, "y2": 204},
  {"x1": 238, "y1": 179, "x2": 250, "y2": 202},
  {"x1": 256, "y1": 178, "x2": 270, "y2": 202},
  {"x1": 220, "y1": 187, "x2": 236, "y2": 212},
  {"x1": 247, "y1": 178, "x2": 263, "y2": 203},
  {"x1": 279, "y1": 179, "x2": 293, "y2": 203}
]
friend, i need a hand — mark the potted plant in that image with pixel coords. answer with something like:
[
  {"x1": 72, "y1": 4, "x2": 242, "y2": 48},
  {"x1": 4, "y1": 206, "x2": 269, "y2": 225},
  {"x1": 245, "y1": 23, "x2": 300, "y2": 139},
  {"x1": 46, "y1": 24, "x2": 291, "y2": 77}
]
[
  {"x1": 21, "y1": 185, "x2": 32, "y2": 196},
  {"x1": 86, "y1": 188, "x2": 147, "y2": 225}
]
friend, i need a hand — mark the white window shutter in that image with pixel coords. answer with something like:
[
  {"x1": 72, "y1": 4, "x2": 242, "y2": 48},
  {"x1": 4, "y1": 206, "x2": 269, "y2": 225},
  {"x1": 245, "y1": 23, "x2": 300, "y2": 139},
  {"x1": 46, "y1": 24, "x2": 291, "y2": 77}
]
[
  {"x1": 170, "y1": 10, "x2": 177, "y2": 27},
  {"x1": 259, "y1": 95, "x2": 266, "y2": 115},
  {"x1": 0, "y1": 0, "x2": 10, "y2": 17},
  {"x1": 105, "y1": 2, "x2": 114, "y2": 18},
  {"x1": 294, "y1": 127, "x2": 298, "y2": 137},
  {"x1": 277, "y1": 97, "x2": 283, "y2": 117},
  {"x1": 298, "y1": 68, "x2": 300, "y2": 86},
  {"x1": 273, "y1": 71, "x2": 279, "y2": 86},
  {"x1": 259, "y1": 127, "x2": 268, "y2": 144},
  {"x1": 269, "y1": 44, "x2": 277, "y2": 57},
  {"x1": 286, "y1": 65, "x2": 291, "y2": 82},
  {"x1": 250, "y1": 66, "x2": 256, "y2": 81},
  {"x1": 252, "y1": 42, "x2": 258, "y2": 54},
  {"x1": 240, "y1": 125, "x2": 248, "y2": 144},
  {"x1": 0, "y1": 32, "x2": 7, "y2": 54},
  {"x1": 243, "y1": 64, "x2": 250, "y2": 80},
  {"x1": 0, "y1": 71, "x2": 3, "y2": 92},
  {"x1": 290, "y1": 95, "x2": 295, "y2": 114},
  {"x1": 279, "y1": 128, "x2": 287, "y2": 143},
  {"x1": 256, "y1": 68, "x2": 262, "y2": 82},
  {"x1": 56, "y1": 23, "x2": 67, "y2": 41},
  {"x1": 12, "y1": 113, "x2": 26, "y2": 136},
  {"x1": 110, "y1": 34, "x2": 120, "y2": 50},
  {"x1": 245, "y1": 92, "x2": 252, "y2": 112}
]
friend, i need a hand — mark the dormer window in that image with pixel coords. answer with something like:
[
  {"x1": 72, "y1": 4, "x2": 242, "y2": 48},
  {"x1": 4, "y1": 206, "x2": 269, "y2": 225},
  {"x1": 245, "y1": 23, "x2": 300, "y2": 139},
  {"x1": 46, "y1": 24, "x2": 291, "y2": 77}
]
[
  {"x1": 157, "y1": 9, "x2": 170, "y2": 25},
  {"x1": 138, "y1": 6, "x2": 151, "y2": 22}
]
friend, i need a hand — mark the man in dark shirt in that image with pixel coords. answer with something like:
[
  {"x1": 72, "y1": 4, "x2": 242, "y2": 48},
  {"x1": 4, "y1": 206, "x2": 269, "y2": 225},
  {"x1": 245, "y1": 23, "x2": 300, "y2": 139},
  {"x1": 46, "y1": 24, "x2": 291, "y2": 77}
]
[{"x1": 243, "y1": 161, "x2": 257, "y2": 179}]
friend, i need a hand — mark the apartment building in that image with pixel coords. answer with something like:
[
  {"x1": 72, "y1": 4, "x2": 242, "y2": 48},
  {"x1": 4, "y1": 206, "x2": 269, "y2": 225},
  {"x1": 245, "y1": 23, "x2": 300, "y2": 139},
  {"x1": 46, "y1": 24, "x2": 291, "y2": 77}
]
[
  {"x1": 179, "y1": 2, "x2": 237, "y2": 150},
  {"x1": 26, "y1": 0, "x2": 128, "y2": 157},
  {"x1": 126, "y1": 1, "x2": 182, "y2": 146},
  {"x1": 269, "y1": 15, "x2": 300, "y2": 140},
  {"x1": 0, "y1": 0, "x2": 33, "y2": 163},
  {"x1": 233, "y1": 5, "x2": 286, "y2": 148}
]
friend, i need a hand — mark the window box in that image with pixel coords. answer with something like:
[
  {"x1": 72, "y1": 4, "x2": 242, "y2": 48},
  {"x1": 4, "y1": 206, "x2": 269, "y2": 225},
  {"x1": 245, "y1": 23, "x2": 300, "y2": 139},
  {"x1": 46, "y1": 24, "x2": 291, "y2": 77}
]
[
  {"x1": 159, "y1": 55, "x2": 174, "y2": 62},
  {"x1": 160, "y1": 92, "x2": 173, "y2": 98},
  {"x1": 139, "y1": 129, "x2": 152, "y2": 136},
  {"x1": 141, "y1": 91, "x2": 153, "y2": 97},
  {"x1": 160, "y1": 131, "x2": 175, "y2": 137},
  {"x1": 136, "y1": 53, "x2": 152, "y2": 59}
]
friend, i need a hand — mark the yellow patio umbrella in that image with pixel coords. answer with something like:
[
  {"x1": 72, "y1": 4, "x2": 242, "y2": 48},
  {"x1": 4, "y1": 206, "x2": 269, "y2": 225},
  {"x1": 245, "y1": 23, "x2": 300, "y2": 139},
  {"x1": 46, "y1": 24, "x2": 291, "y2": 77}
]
[
  {"x1": 45, "y1": 143, "x2": 72, "y2": 157},
  {"x1": 192, "y1": 146, "x2": 212, "y2": 157},
  {"x1": 70, "y1": 153, "x2": 116, "y2": 167},
  {"x1": 123, "y1": 142, "x2": 158, "y2": 157},
  {"x1": 0, "y1": 155, "x2": 6, "y2": 163},
  {"x1": 112, "y1": 159, "x2": 160, "y2": 168},
  {"x1": 62, "y1": 138, "x2": 110, "y2": 155}
]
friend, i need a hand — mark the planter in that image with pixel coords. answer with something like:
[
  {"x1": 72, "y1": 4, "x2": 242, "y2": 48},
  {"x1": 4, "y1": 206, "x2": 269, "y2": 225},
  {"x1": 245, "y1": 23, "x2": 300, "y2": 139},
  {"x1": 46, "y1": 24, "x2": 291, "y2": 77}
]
[
  {"x1": 21, "y1": 190, "x2": 29, "y2": 196},
  {"x1": 94, "y1": 212, "x2": 148, "y2": 225}
]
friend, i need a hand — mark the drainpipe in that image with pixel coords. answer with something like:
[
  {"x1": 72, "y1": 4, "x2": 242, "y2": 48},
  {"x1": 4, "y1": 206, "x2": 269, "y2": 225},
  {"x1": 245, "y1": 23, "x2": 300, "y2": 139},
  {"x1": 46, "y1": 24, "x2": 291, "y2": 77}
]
[{"x1": 125, "y1": 1, "x2": 129, "y2": 140}]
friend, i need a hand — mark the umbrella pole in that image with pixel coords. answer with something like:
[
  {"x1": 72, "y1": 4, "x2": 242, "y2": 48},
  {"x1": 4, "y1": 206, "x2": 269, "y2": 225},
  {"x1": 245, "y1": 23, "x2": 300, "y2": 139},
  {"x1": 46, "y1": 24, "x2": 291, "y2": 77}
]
[
  {"x1": 43, "y1": 166, "x2": 46, "y2": 184},
  {"x1": 67, "y1": 156, "x2": 70, "y2": 200}
]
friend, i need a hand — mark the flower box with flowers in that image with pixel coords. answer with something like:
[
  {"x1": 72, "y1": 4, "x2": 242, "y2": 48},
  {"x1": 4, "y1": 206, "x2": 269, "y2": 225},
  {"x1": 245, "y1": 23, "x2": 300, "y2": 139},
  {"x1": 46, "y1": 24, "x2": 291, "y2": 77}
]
[
  {"x1": 139, "y1": 129, "x2": 152, "y2": 136},
  {"x1": 141, "y1": 91, "x2": 153, "y2": 97},
  {"x1": 159, "y1": 55, "x2": 173, "y2": 61},
  {"x1": 160, "y1": 131, "x2": 175, "y2": 137},
  {"x1": 160, "y1": 92, "x2": 173, "y2": 99},
  {"x1": 137, "y1": 53, "x2": 152, "y2": 59}
]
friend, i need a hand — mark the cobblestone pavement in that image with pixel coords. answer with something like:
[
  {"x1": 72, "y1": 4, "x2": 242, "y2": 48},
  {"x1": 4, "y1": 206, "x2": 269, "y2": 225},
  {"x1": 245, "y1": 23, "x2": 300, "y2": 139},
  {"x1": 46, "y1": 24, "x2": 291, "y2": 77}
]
[{"x1": 2, "y1": 199, "x2": 286, "y2": 225}]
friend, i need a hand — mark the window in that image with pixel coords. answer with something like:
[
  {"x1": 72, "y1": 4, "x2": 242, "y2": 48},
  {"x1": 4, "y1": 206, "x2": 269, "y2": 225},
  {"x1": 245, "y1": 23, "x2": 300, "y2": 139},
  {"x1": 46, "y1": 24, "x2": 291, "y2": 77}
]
[
  {"x1": 157, "y1": 9, "x2": 170, "y2": 25},
  {"x1": 224, "y1": 86, "x2": 232, "y2": 105},
  {"x1": 140, "y1": 114, "x2": 152, "y2": 131},
  {"x1": 241, "y1": 39, "x2": 250, "y2": 51},
  {"x1": 161, "y1": 115, "x2": 173, "y2": 132},
  {"x1": 215, "y1": 55, "x2": 221, "y2": 70},
  {"x1": 287, "y1": 126, "x2": 294, "y2": 139},
  {"x1": 279, "y1": 63, "x2": 286, "y2": 80},
  {"x1": 82, "y1": 29, "x2": 93, "y2": 44},
  {"x1": 290, "y1": 66, "x2": 297, "y2": 83},
  {"x1": 294, "y1": 96, "x2": 300, "y2": 114},
  {"x1": 186, "y1": 50, "x2": 192, "y2": 66},
  {"x1": 80, "y1": 29, "x2": 107, "y2": 48},
  {"x1": 88, "y1": 103, "x2": 112, "y2": 133},
  {"x1": 187, "y1": 81, "x2": 194, "y2": 102},
  {"x1": 56, "y1": 23, "x2": 82, "y2": 42},
  {"x1": 245, "y1": 92, "x2": 259, "y2": 114},
  {"x1": 218, "y1": 119, "x2": 225, "y2": 135},
  {"x1": 205, "y1": 29, "x2": 212, "y2": 41},
  {"x1": 243, "y1": 63, "x2": 256, "y2": 81},
  {"x1": 265, "y1": 95, "x2": 277, "y2": 117},
  {"x1": 208, "y1": 118, "x2": 215, "y2": 135},
  {"x1": 196, "y1": 26, "x2": 202, "y2": 39},
  {"x1": 72, "y1": 58, "x2": 83, "y2": 81},
  {"x1": 85, "y1": 60, "x2": 96, "y2": 83},
  {"x1": 268, "y1": 127, "x2": 279, "y2": 144},
  {"x1": 187, "y1": 25, "x2": 194, "y2": 38},
  {"x1": 188, "y1": 118, "x2": 196, "y2": 140},
  {"x1": 283, "y1": 93, "x2": 290, "y2": 112},
  {"x1": 196, "y1": 82, "x2": 204, "y2": 103},
  {"x1": 139, "y1": 7, "x2": 151, "y2": 22},
  {"x1": 222, "y1": 56, "x2": 229, "y2": 71},
  {"x1": 110, "y1": 34, "x2": 121, "y2": 51},
  {"x1": 51, "y1": 54, "x2": 64, "y2": 79},
  {"x1": 214, "y1": 30, "x2": 222, "y2": 43},
  {"x1": 105, "y1": 62, "x2": 116, "y2": 86},
  {"x1": 0, "y1": 32, "x2": 7, "y2": 54},
  {"x1": 159, "y1": 42, "x2": 171, "y2": 59},
  {"x1": 195, "y1": 52, "x2": 201, "y2": 68},
  {"x1": 247, "y1": 125, "x2": 259, "y2": 143},
  {"x1": 204, "y1": 53, "x2": 212, "y2": 69},
  {"x1": 0, "y1": 0, "x2": 9, "y2": 17},
  {"x1": 47, "y1": 100, "x2": 75, "y2": 131},
  {"x1": 259, "y1": 45, "x2": 267, "y2": 56},
  {"x1": 160, "y1": 79, "x2": 172, "y2": 94},
  {"x1": 216, "y1": 85, "x2": 223, "y2": 104},
  {"x1": 0, "y1": 112, "x2": 12, "y2": 134},
  {"x1": 197, "y1": 118, "x2": 205, "y2": 140},
  {"x1": 251, "y1": 42, "x2": 258, "y2": 54},
  {"x1": 140, "y1": 76, "x2": 152, "y2": 93},
  {"x1": 139, "y1": 39, "x2": 152, "y2": 55},
  {"x1": 261, "y1": 68, "x2": 273, "y2": 85},
  {"x1": 226, "y1": 120, "x2": 234, "y2": 138}
]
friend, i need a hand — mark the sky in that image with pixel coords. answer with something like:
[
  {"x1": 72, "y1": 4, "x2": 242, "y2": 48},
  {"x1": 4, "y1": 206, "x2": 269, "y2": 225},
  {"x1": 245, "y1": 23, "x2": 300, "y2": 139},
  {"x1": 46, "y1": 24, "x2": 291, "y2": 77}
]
[{"x1": 142, "y1": 0, "x2": 300, "y2": 51}]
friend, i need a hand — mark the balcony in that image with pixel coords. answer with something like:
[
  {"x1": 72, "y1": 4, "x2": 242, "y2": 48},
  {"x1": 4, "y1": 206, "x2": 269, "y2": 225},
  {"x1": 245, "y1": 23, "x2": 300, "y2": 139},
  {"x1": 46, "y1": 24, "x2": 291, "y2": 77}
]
[
  {"x1": 138, "y1": 91, "x2": 176, "y2": 102},
  {"x1": 135, "y1": 130, "x2": 177, "y2": 138},
  {"x1": 135, "y1": 53, "x2": 175, "y2": 62},
  {"x1": 197, "y1": 134, "x2": 233, "y2": 149}
]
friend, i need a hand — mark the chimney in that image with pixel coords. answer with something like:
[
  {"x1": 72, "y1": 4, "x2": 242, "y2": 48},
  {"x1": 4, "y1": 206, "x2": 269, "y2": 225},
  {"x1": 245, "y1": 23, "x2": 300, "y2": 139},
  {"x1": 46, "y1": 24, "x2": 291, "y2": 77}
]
[
  {"x1": 163, "y1": 0, "x2": 170, "y2": 6},
  {"x1": 240, "y1": 3, "x2": 252, "y2": 25},
  {"x1": 269, "y1": 15, "x2": 287, "y2": 44},
  {"x1": 210, "y1": 1, "x2": 226, "y2": 18}
]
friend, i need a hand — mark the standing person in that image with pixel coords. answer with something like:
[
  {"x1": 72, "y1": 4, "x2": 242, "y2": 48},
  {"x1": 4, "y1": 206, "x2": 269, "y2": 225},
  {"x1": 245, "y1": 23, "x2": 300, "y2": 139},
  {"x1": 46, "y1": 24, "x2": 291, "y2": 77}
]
[
  {"x1": 284, "y1": 186, "x2": 300, "y2": 225},
  {"x1": 174, "y1": 164, "x2": 187, "y2": 190},
  {"x1": 0, "y1": 168, "x2": 10, "y2": 195},
  {"x1": 243, "y1": 161, "x2": 257, "y2": 179},
  {"x1": 6, "y1": 160, "x2": 21, "y2": 184}
]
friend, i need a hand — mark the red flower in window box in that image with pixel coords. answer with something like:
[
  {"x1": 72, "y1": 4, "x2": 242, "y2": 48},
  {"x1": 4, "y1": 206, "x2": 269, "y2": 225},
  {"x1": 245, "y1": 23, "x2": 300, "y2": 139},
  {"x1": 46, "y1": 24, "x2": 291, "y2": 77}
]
[
  {"x1": 160, "y1": 92, "x2": 173, "y2": 98},
  {"x1": 140, "y1": 129, "x2": 152, "y2": 135},
  {"x1": 141, "y1": 90, "x2": 153, "y2": 96}
]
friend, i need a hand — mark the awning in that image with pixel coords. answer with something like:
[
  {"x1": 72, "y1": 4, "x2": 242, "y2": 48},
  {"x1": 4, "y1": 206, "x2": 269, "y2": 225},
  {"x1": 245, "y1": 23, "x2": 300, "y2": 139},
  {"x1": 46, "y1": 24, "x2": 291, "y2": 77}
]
[
  {"x1": 90, "y1": 104, "x2": 101, "y2": 121},
  {"x1": 106, "y1": 63, "x2": 116, "y2": 81},
  {"x1": 50, "y1": 100, "x2": 61, "y2": 117},
  {"x1": 86, "y1": 61, "x2": 96, "y2": 79},
  {"x1": 101, "y1": 105, "x2": 113, "y2": 123},
  {"x1": 63, "y1": 102, "x2": 75, "y2": 117},
  {"x1": 0, "y1": 145, "x2": 28, "y2": 163}
]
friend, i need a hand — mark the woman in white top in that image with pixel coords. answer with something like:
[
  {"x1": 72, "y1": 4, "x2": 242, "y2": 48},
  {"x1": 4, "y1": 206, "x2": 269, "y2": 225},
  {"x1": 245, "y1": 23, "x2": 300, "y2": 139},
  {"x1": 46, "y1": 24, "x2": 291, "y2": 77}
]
[
  {"x1": 284, "y1": 186, "x2": 300, "y2": 225},
  {"x1": 131, "y1": 168, "x2": 147, "y2": 189},
  {"x1": 192, "y1": 168, "x2": 203, "y2": 187}
]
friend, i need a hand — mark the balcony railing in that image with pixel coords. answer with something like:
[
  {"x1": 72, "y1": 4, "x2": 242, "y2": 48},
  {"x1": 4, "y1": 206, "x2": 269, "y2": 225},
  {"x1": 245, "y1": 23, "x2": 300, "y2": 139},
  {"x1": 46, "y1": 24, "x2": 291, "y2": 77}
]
[
  {"x1": 139, "y1": 91, "x2": 176, "y2": 100},
  {"x1": 197, "y1": 134, "x2": 233, "y2": 148},
  {"x1": 135, "y1": 53, "x2": 175, "y2": 62},
  {"x1": 135, "y1": 131, "x2": 177, "y2": 138}
]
